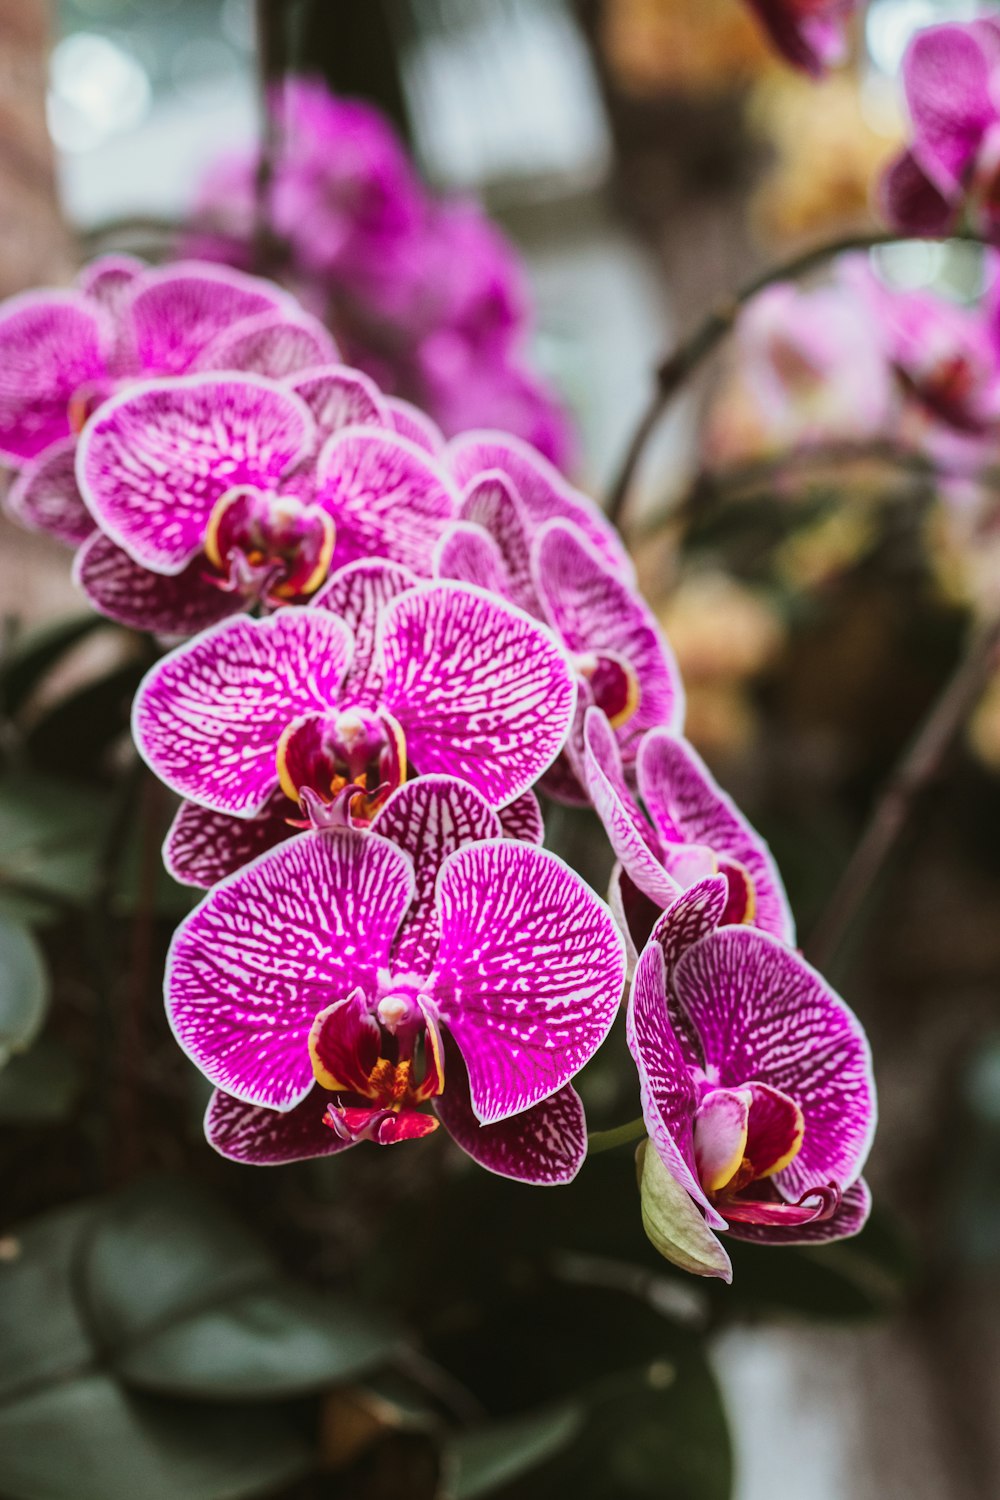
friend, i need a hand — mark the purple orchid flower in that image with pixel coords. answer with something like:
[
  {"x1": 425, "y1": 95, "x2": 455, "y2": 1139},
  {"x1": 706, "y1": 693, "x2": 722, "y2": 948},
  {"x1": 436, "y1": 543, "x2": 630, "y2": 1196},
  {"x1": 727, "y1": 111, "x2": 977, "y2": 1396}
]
[
  {"x1": 583, "y1": 709, "x2": 794, "y2": 961},
  {"x1": 630, "y1": 877, "x2": 875, "y2": 1279},
  {"x1": 436, "y1": 470, "x2": 682, "y2": 803},
  {"x1": 132, "y1": 565, "x2": 576, "y2": 839},
  {"x1": 0, "y1": 256, "x2": 338, "y2": 548},
  {"x1": 165, "y1": 775, "x2": 625, "y2": 1183},
  {"x1": 881, "y1": 20, "x2": 1000, "y2": 241},
  {"x1": 745, "y1": 0, "x2": 856, "y2": 77},
  {"x1": 72, "y1": 365, "x2": 461, "y2": 635}
]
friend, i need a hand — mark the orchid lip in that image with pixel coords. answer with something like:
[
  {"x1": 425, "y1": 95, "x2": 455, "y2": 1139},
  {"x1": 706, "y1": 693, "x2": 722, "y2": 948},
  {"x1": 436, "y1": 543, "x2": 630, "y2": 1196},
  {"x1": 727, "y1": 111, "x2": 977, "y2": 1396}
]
[
  {"x1": 275, "y1": 706, "x2": 407, "y2": 818},
  {"x1": 574, "y1": 649, "x2": 640, "y2": 729},
  {"x1": 203, "y1": 484, "x2": 336, "y2": 604}
]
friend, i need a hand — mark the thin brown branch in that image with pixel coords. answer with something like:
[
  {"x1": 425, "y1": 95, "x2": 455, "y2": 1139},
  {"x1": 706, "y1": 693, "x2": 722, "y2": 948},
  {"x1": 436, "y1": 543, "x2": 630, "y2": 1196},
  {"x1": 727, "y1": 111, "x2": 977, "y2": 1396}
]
[
  {"x1": 605, "y1": 229, "x2": 987, "y2": 528},
  {"x1": 805, "y1": 613, "x2": 1000, "y2": 973}
]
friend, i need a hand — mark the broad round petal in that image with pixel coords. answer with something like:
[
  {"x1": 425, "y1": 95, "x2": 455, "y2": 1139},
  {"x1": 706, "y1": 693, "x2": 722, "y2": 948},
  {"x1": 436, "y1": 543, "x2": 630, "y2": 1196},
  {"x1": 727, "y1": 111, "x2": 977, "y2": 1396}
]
[
  {"x1": 385, "y1": 397, "x2": 445, "y2": 455},
  {"x1": 6, "y1": 439, "x2": 94, "y2": 545},
  {"x1": 75, "y1": 531, "x2": 241, "y2": 636},
  {"x1": 314, "y1": 557, "x2": 417, "y2": 702},
  {"x1": 196, "y1": 309, "x2": 340, "y2": 379},
  {"x1": 432, "y1": 839, "x2": 625, "y2": 1124},
  {"x1": 133, "y1": 609, "x2": 353, "y2": 815},
  {"x1": 0, "y1": 291, "x2": 107, "y2": 463},
  {"x1": 435, "y1": 522, "x2": 513, "y2": 603},
  {"x1": 205, "y1": 1086, "x2": 354, "y2": 1164},
  {"x1": 286, "y1": 366, "x2": 389, "y2": 447},
  {"x1": 637, "y1": 730, "x2": 795, "y2": 943},
  {"x1": 379, "y1": 582, "x2": 576, "y2": 808},
  {"x1": 903, "y1": 23, "x2": 996, "y2": 191},
  {"x1": 77, "y1": 374, "x2": 314, "y2": 573},
  {"x1": 455, "y1": 472, "x2": 537, "y2": 614},
  {"x1": 124, "y1": 261, "x2": 289, "y2": 374},
  {"x1": 165, "y1": 828, "x2": 415, "y2": 1109},
  {"x1": 671, "y1": 927, "x2": 876, "y2": 1198},
  {"x1": 315, "y1": 427, "x2": 459, "y2": 574}
]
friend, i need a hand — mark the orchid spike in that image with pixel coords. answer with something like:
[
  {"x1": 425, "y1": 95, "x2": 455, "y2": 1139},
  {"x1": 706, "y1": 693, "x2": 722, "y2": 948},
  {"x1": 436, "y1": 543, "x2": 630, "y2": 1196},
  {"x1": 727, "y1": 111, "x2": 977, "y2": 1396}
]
[
  {"x1": 167, "y1": 777, "x2": 625, "y2": 1183},
  {"x1": 629, "y1": 878, "x2": 875, "y2": 1277},
  {"x1": 584, "y1": 709, "x2": 794, "y2": 960}
]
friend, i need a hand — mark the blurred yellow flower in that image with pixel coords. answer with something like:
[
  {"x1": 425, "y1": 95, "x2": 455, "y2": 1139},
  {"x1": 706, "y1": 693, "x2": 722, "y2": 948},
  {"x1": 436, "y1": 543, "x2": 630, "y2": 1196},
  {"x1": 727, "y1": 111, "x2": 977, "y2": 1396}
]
[{"x1": 600, "y1": 0, "x2": 773, "y2": 97}]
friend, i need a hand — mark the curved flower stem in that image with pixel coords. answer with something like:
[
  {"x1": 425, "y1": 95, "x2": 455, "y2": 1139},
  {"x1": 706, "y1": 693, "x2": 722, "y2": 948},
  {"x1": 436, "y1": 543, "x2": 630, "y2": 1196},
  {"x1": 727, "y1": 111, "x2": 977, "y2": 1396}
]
[
  {"x1": 587, "y1": 1115, "x2": 647, "y2": 1154},
  {"x1": 605, "y1": 229, "x2": 985, "y2": 529},
  {"x1": 805, "y1": 612, "x2": 1000, "y2": 974}
]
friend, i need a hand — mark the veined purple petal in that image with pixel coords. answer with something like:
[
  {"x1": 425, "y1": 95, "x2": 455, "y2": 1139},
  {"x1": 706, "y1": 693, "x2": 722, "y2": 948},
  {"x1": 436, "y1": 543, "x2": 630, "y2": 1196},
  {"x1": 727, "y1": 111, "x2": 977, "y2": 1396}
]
[
  {"x1": 314, "y1": 427, "x2": 459, "y2": 574},
  {"x1": 74, "y1": 531, "x2": 242, "y2": 635},
  {"x1": 435, "y1": 1039, "x2": 586, "y2": 1184},
  {"x1": 498, "y1": 789, "x2": 544, "y2": 845},
  {"x1": 77, "y1": 255, "x2": 145, "y2": 375},
  {"x1": 902, "y1": 23, "x2": 996, "y2": 193},
  {"x1": 638, "y1": 731, "x2": 795, "y2": 943},
  {"x1": 314, "y1": 557, "x2": 417, "y2": 702},
  {"x1": 380, "y1": 582, "x2": 576, "y2": 808},
  {"x1": 372, "y1": 776, "x2": 500, "y2": 973},
  {"x1": 647, "y1": 875, "x2": 730, "y2": 977},
  {"x1": 671, "y1": 927, "x2": 876, "y2": 1200},
  {"x1": 583, "y1": 710, "x2": 679, "y2": 908},
  {"x1": 0, "y1": 290, "x2": 108, "y2": 463},
  {"x1": 6, "y1": 439, "x2": 94, "y2": 545},
  {"x1": 196, "y1": 308, "x2": 340, "y2": 379},
  {"x1": 724, "y1": 1176, "x2": 871, "y2": 1244},
  {"x1": 534, "y1": 520, "x2": 684, "y2": 756},
  {"x1": 432, "y1": 839, "x2": 625, "y2": 1124},
  {"x1": 133, "y1": 609, "x2": 353, "y2": 815},
  {"x1": 446, "y1": 429, "x2": 633, "y2": 580},
  {"x1": 385, "y1": 397, "x2": 445, "y2": 455},
  {"x1": 435, "y1": 522, "x2": 513, "y2": 601},
  {"x1": 206, "y1": 1086, "x2": 355, "y2": 1164},
  {"x1": 164, "y1": 792, "x2": 299, "y2": 888},
  {"x1": 125, "y1": 261, "x2": 289, "y2": 375},
  {"x1": 627, "y1": 940, "x2": 723, "y2": 1227},
  {"x1": 286, "y1": 365, "x2": 389, "y2": 447},
  {"x1": 77, "y1": 374, "x2": 314, "y2": 574},
  {"x1": 456, "y1": 472, "x2": 538, "y2": 614},
  {"x1": 165, "y1": 828, "x2": 415, "y2": 1109}
]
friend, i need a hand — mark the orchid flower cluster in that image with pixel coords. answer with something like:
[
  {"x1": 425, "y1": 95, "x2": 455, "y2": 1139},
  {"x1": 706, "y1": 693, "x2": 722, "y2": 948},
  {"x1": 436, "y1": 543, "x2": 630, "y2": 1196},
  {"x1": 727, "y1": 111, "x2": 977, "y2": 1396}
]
[
  {"x1": 184, "y1": 78, "x2": 574, "y2": 469},
  {"x1": 0, "y1": 248, "x2": 875, "y2": 1282}
]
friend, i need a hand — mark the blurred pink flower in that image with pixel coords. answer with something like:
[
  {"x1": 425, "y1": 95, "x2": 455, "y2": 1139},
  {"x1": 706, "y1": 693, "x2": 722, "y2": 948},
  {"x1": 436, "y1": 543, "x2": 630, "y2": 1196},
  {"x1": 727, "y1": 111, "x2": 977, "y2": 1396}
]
[{"x1": 745, "y1": 0, "x2": 856, "y2": 76}]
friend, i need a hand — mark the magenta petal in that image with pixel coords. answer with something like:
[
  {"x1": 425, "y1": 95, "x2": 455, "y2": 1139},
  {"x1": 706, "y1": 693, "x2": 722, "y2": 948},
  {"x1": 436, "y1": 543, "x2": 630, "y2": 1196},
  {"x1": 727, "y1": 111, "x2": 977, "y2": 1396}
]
[
  {"x1": 436, "y1": 1041, "x2": 586, "y2": 1184},
  {"x1": 205, "y1": 1086, "x2": 354, "y2": 1164},
  {"x1": 165, "y1": 828, "x2": 415, "y2": 1108},
  {"x1": 647, "y1": 875, "x2": 730, "y2": 977},
  {"x1": 77, "y1": 374, "x2": 314, "y2": 573},
  {"x1": 133, "y1": 609, "x2": 353, "y2": 814},
  {"x1": 0, "y1": 291, "x2": 108, "y2": 463},
  {"x1": 456, "y1": 473, "x2": 538, "y2": 614},
  {"x1": 534, "y1": 519, "x2": 683, "y2": 753},
  {"x1": 627, "y1": 940, "x2": 722, "y2": 1226},
  {"x1": 432, "y1": 840, "x2": 625, "y2": 1124},
  {"x1": 315, "y1": 428, "x2": 459, "y2": 574},
  {"x1": 385, "y1": 397, "x2": 445, "y2": 455},
  {"x1": 446, "y1": 429, "x2": 633, "y2": 580},
  {"x1": 164, "y1": 792, "x2": 298, "y2": 888},
  {"x1": 903, "y1": 23, "x2": 996, "y2": 192},
  {"x1": 583, "y1": 710, "x2": 679, "y2": 908},
  {"x1": 196, "y1": 308, "x2": 340, "y2": 379},
  {"x1": 314, "y1": 557, "x2": 417, "y2": 701},
  {"x1": 638, "y1": 730, "x2": 795, "y2": 943},
  {"x1": 879, "y1": 148, "x2": 957, "y2": 236},
  {"x1": 125, "y1": 261, "x2": 288, "y2": 374},
  {"x1": 498, "y1": 789, "x2": 544, "y2": 845},
  {"x1": 286, "y1": 366, "x2": 389, "y2": 446},
  {"x1": 6, "y1": 439, "x2": 94, "y2": 545},
  {"x1": 373, "y1": 776, "x2": 500, "y2": 972},
  {"x1": 380, "y1": 582, "x2": 576, "y2": 808},
  {"x1": 435, "y1": 522, "x2": 513, "y2": 601},
  {"x1": 725, "y1": 1177, "x2": 871, "y2": 1245},
  {"x1": 77, "y1": 252, "x2": 144, "y2": 305},
  {"x1": 75, "y1": 531, "x2": 241, "y2": 635},
  {"x1": 671, "y1": 927, "x2": 876, "y2": 1199}
]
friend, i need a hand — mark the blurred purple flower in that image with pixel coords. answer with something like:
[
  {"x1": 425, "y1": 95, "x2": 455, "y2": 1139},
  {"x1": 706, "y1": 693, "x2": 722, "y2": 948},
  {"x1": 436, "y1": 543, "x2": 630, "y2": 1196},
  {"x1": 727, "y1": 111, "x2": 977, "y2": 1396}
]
[
  {"x1": 166, "y1": 776, "x2": 625, "y2": 1182},
  {"x1": 630, "y1": 878, "x2": 875, "y2": 1278},
  {"x1": 881, "y1": 20, "x2": 1000, "y2": 240},
  {"x1": 745, "y1": 0, "x2": 856, "y2": 76},
  {"x1": 0, "y1": 257, "x2": 338, "y2": 549}
]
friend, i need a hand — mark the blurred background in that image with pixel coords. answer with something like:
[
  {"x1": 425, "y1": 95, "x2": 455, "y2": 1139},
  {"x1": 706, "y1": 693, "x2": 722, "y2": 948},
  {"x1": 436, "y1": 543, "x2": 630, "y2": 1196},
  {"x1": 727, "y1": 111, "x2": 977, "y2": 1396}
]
[{"x1": 3, "y1": 2, "x2": 1000, "y2": 1497}]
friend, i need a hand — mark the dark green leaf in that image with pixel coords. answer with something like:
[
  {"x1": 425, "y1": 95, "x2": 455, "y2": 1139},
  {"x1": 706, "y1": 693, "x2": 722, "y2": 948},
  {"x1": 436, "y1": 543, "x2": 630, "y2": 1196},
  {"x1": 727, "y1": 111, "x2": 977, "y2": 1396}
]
[
  {"x1": 0, "y1": 1035, "x2": 82, "y2": 1121},
  {"x1": 0, "y1": 1202, "x2": 96, "y2": 1404},
  {"x1": 25, "y1": 661, "x2": 147, "y2": 777},
  {"x1": 0, "y1": 1377, "x2": 310, "y2": 1500},
  {"x1": 448, "y1": 1402, "x2": 583, "y2": 1499},
  {"x1": 0, "y1": 614, "x2": 113, "y2": 720},
  {"x1": 0, "y1": 771, "x2": 110, "y2": 906},
  {"x1": 0, "y1": 912, "x2": 48, "y2": 1065}
]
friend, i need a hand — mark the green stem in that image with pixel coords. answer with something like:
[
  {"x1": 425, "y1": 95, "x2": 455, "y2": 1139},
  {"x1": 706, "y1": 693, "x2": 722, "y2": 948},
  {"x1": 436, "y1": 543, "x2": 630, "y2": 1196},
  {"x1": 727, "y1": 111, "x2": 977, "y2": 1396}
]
[
  {"x1": 587, "y1": 1116, "x2": 647, "y2": 1154},
  {"x1": 605, "y1": 229, "x2": 987, "y2": 528}
]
